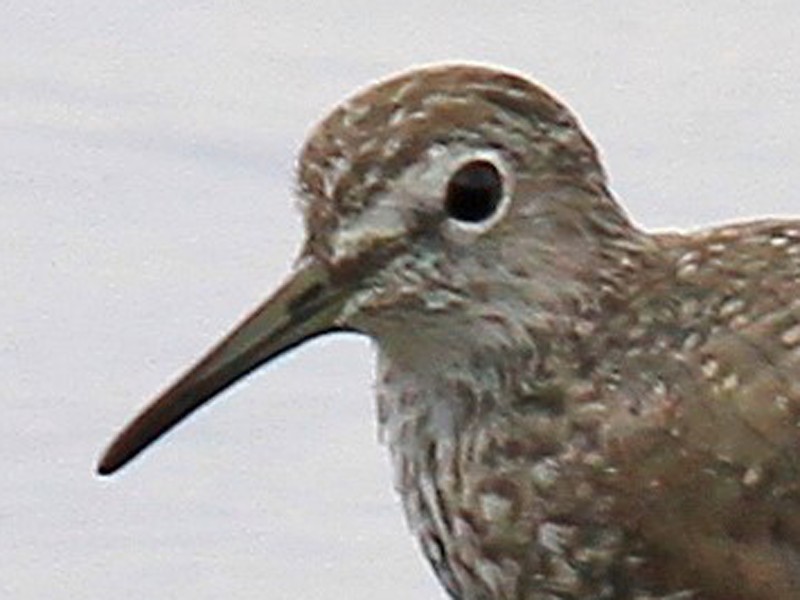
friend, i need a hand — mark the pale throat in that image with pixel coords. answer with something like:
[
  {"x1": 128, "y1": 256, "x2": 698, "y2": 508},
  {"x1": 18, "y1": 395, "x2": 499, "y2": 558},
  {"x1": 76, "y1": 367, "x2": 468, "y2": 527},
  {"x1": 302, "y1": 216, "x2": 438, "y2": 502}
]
[{"x1": 371, "y1": 309, "x2": 543, "y2": 451}]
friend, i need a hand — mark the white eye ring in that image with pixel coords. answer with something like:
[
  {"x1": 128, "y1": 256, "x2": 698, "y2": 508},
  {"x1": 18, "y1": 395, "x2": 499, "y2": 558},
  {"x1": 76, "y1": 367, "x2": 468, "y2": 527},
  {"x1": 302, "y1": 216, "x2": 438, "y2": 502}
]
[{"x1": 443, "y1": 151, "x2": 514, "y2": 236}]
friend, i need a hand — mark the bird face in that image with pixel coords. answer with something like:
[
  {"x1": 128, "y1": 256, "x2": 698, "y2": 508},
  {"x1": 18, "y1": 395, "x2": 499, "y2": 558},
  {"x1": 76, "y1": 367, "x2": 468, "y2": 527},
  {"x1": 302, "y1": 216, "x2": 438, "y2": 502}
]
[
  {"x1": 295, "y1": 65, "x2": 626, "y2": 340},
  {"x1": 97, "y1": 64, "x2": 632, "y2": 474}
]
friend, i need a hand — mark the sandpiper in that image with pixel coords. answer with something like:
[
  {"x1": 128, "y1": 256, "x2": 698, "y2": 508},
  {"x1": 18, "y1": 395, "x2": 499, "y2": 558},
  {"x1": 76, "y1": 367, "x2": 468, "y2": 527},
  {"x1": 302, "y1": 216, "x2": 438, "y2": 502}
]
[{"x1": 99, "y1": 65, "x2": 800, "y2": 599}]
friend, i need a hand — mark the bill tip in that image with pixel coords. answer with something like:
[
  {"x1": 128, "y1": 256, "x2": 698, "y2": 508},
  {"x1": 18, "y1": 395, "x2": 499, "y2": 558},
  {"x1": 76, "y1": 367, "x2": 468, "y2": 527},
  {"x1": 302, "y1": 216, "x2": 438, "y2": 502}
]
[{"x1": 96, "y1": 452, "x2": 121, "y2": 477}]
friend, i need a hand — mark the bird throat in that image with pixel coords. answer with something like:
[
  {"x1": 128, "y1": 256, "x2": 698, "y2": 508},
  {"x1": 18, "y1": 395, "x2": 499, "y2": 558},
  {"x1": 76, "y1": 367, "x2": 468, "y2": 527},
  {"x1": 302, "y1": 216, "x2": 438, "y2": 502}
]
[{"x1": 373, "y1": 319, "x2": 587, "y2": 598}]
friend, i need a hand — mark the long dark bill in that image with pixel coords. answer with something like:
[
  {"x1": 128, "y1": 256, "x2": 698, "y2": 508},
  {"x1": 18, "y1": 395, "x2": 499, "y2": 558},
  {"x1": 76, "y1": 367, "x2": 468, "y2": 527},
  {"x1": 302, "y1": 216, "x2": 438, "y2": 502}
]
[{"x1": 97, "y1": 258, "x2": 348, "y2": 476}]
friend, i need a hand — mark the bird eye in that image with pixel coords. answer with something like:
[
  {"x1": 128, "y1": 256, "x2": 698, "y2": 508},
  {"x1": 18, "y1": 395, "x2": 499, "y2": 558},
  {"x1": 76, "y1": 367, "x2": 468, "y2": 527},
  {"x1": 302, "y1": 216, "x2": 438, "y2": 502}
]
[{"x1": 444, "y1": 160, "x2": 504, "y2": 223}]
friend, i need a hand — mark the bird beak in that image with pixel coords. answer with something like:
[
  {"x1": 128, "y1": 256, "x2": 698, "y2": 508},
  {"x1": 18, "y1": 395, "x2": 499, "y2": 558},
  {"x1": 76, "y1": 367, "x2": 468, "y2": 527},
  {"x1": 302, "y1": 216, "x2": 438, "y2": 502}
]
[{"x1": 97, "y1": 257, "x2": 349, "y2": 476}]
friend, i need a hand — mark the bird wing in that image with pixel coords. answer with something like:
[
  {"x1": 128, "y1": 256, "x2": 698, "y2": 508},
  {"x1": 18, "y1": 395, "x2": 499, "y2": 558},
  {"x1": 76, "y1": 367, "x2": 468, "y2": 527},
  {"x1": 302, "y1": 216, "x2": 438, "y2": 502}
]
[{"x1": 599, "y1": 222, "x2": 800, "y2": 598}]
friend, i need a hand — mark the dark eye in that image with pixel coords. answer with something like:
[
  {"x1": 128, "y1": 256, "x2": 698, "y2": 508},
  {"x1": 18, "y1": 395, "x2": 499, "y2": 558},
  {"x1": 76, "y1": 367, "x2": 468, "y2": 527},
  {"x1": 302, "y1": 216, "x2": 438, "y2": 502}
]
[{"x1": 445, "y1": 160, "x2": 504, "y2": 223}]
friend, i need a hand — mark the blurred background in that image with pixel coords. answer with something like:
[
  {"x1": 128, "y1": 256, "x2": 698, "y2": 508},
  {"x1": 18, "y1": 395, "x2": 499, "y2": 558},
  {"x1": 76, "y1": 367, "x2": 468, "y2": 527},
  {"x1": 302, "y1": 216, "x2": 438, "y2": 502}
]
[{"x1": 3, "y1": 2, "x2": 799, "y2": 598}]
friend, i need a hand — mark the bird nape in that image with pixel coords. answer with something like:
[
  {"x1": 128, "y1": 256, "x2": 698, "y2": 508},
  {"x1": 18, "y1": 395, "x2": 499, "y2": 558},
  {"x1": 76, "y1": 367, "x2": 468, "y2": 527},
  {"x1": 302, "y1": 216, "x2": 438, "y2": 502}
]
[{"x1": 98, "y1": 64, "x2": 800, "y2": 600}]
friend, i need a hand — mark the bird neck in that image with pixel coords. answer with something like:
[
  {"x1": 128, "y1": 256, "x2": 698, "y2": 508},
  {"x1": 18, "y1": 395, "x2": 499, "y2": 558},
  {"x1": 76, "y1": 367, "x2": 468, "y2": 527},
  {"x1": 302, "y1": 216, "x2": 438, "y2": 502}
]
[
  {"x1": 372, "y1": 302, "x2": 585, "y2": 452},
  {"x1": 372, "y1": 212, "x2": 659, "y2": 454}
]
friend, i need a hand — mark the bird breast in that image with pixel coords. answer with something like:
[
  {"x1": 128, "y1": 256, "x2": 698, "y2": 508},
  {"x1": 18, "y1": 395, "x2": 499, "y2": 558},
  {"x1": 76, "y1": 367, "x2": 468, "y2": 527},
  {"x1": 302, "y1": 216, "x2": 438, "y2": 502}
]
[{"x1": 375, "y1": 350, "x2": 643, "y2": 599}]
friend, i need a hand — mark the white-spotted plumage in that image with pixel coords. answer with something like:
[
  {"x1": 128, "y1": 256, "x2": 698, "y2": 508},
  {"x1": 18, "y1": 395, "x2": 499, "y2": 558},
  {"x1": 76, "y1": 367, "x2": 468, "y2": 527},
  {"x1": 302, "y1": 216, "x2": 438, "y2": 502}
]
[{"x1": 100, "y1": 65, "x2": 800, "y2": 600}]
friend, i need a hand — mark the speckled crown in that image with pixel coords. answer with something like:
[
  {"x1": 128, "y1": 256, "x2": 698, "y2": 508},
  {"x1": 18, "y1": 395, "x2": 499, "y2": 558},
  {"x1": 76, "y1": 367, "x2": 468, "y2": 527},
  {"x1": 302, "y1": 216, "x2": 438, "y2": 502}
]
[{"x1": 297, "y1": 64, "x2": 606, "y2": 256}]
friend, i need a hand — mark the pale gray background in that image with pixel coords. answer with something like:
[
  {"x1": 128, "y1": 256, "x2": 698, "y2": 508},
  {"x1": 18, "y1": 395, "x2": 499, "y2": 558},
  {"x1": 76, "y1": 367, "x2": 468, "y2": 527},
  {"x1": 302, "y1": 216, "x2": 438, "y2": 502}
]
[{"x1": 4, "y1": 2, "x2": 799, "y2": 598}]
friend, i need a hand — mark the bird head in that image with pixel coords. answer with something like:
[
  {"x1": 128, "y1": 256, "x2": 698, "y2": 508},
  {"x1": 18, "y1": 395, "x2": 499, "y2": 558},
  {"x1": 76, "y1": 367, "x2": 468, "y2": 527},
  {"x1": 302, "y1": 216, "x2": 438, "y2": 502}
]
[{"x1": 98, "y1": 64, "x2": 642, "y2": 474}]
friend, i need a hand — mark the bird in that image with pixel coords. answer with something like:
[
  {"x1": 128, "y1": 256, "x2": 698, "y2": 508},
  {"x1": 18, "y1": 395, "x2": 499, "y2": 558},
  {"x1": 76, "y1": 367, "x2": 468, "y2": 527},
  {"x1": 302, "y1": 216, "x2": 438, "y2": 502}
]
[{"x1": 97, "y1": 64, "x2": 800, "y2": 599}]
